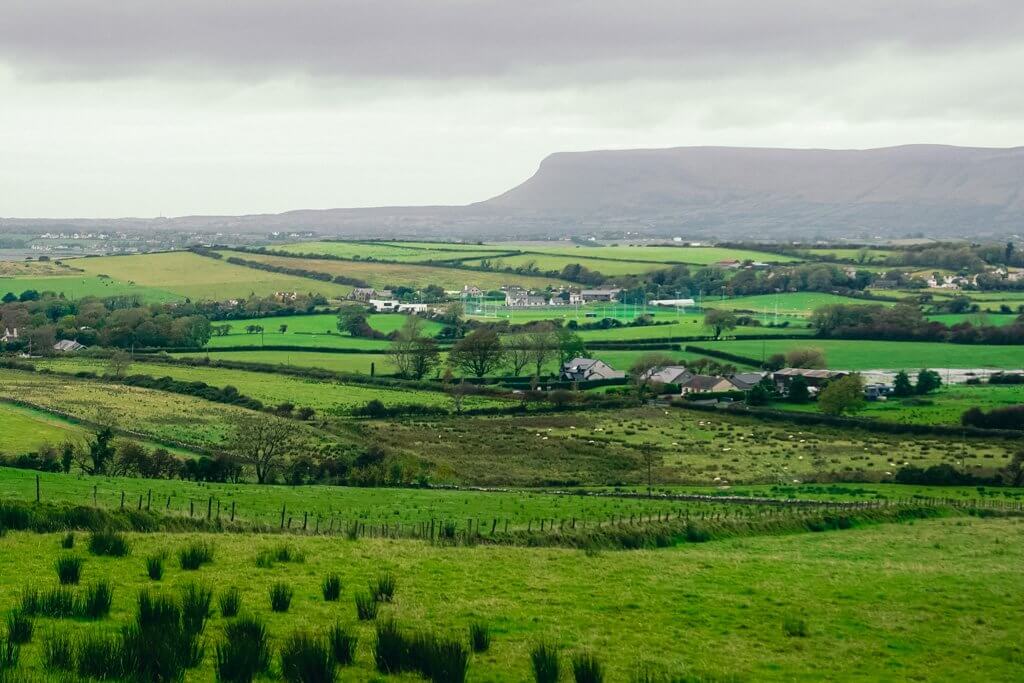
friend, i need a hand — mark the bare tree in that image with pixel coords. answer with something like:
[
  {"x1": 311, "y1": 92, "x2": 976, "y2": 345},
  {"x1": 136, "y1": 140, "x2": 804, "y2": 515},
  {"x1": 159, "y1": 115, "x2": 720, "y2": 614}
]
[
  {"x1": 390, "y1": 316, "x2": 440, "y2": 379},
  {"x1": 527, "y1": 325, "x2": 559, "y2": 378},
  {"x1": 107, "y1": 350, "x2": 132, "y2": 378},
  {"x1": 227, "y1": 414, "x2": 300, "y2": 484},
  {"x1": 449, "y1": 327, "x2": 504, "y2": 378},
  {"x1": 504, "y1": 333, "x2": 532, "y2": 377}
]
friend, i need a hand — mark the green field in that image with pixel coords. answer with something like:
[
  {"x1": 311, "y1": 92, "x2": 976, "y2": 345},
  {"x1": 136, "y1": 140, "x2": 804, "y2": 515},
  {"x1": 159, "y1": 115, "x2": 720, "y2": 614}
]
[
  {"x1": 692, "y1": 338, "x2": 1024, "y2": 370},
  {"x1": 220, "y1": 250, "x2": 568, "y2": 291},
  {"x1": 277, "y1": 241, "x2": 512, "y2": 263},
  {"x1": 2, "y1": 517, "x2": 1022, "y2": 680},
  {"x1": 577, "y1": 316, "x2": 812, "y2": 341},
  {"x1": 0, "y1": 401, "x2": 87, "y2": 453},
  {"x1": 463, "y1": 252, "x2": 670, "y2": 276},
  {"x1": 31, "y1": 358, "x2": 505, "y2": 414},
  {"x1": 173, "y1": 350, "x2": 396, "y2": 375},
  {"x1": 508, "y1": 244, "x2": 799, "y2": 265},
  {"x1": 927, "y1": 313, "x2": 1021, "y2": 327},
  {"x1": 0, "y1": 274, "x2": 180, "y2": 302},
  {"x1": 702, "y1": 292, "x2": 896, "y2": 317},
  {"x1": 797, "y1": 247, "x2": 898, "y2": 263},
  {"x1": 73, "y1": 252, "x2": 355, "y2": 301},
  {"x1": 205, "y1": 312, "x2": 443, "y2": 351}
]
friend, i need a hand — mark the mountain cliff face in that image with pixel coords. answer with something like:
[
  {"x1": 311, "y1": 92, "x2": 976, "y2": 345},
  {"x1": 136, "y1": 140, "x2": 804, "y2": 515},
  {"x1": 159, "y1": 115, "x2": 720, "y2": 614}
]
[
  {"x1": 476, "y1": 145, "x2": 1024, "y2": 238},
  {"x1": 4, "y1": 145, "x2": 1023, "y2": 240}
]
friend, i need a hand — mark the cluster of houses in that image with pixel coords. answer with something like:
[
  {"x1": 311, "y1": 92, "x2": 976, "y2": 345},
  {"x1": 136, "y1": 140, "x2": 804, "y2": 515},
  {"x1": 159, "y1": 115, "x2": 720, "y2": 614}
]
[
  {"x1": 502, "y1": 286, "x2": 623, "y2": 308},
  {"x1": 1, "y1": 328, "x2": 87, "y2": 353}
]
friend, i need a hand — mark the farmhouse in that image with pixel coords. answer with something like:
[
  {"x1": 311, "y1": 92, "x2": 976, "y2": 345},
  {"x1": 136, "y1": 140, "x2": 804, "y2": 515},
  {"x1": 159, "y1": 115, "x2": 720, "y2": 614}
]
[
  {"x1": 680, "y1": 375, "x2": 735, "y2": 394},
  {"x1": 0, "y1": 327, "x2": 17, "y2": 343},
  {"x1": 460, "y1": 285, "x2": 483, "y2": 298},
  {"x1": 642, "y1": 366, "x2": 693, "y2": 385},
  {"x1": 505, "y1": 291, "x2": 547, "y2": 307},
  {"x1": 561, "y1": 358, "x2": 626, "y2": 382},
  {"x1": 726, "y1": 371, "x2": 769, "y2": 391},
  {"x1": 52, "y1": 339, "x2": 86, "y2": 353},
  {"x1": 350, "y1": 287, "x2": 392, "y2": 302}
]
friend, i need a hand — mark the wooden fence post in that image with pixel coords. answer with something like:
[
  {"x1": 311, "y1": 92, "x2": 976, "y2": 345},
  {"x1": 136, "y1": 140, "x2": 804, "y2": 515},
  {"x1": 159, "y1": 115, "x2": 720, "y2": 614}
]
[
  {"x1": 35, "y1": 474, "x2": 40, "y2": 503},
  {"x1": 280, "y1": 505, "x2": 286, "y2": 529},
  {"x1": 230, "y1": 501, "x2": 236, "y2": 522},
  {"x1": 146, "y1": 490, "x2": 151, "y2": 510},
  {"x1": 120, "y1": 491, "x2": 125, "y2": 509}
]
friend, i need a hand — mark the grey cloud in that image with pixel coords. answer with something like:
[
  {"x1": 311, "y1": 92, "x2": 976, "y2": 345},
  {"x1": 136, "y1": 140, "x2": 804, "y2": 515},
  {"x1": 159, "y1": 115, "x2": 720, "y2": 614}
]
[{"x1": 2, "y1": 0, "x2": 1023, "y2": 82}]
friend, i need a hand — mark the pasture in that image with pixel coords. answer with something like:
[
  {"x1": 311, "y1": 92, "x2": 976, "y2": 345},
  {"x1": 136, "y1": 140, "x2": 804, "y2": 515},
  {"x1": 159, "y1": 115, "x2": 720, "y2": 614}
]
[
  {"x1": 219, "y1": 250, "x2": 568, "y2": 290},
  {"x1": 796, "y1": 247, "x2": 898, "y2": 263},
  {"x1": 276, "y1": 241, "x2": 512, "y2": 263},
  {"x1": 504, "y1": 244, "x2": 799, "y2": 265},
  {"x1": 0, "y1": 402, "x2": 87, "y2": 453},
  {"x1": 701, "y1": 292, "x2": 896, "y2": 317},
  {"x1": 0, "y1": 274, "x2": 179, "y2": 302},
  {"x1": 172, "y1": 350, "x2": 397, "y2": 375},
  {"x1": 205, "y1": 312, "x2": 442, "y2": 350},
  {"x1": 462, "y1": 252, "x2": 670, "y2": 276},
  {"x1": 1, "y1": 517, "x2": 1021, "y2": 680},
  {"x1": 73, "y1": 252, "x2": 354, "y2": 301},
  {"x1": 691, "y1": 338, "x2": 1024, "y2": 371}
]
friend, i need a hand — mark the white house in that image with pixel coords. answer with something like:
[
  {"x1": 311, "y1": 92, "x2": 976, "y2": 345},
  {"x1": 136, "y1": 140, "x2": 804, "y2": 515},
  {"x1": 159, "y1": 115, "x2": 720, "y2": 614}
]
[
  {"x1": 368, "y1": 299, "x2": 401, "y2": 312},
  {"x1": 1, "y1": 328, "x2": 18, "y2": 343},
  {"x1": 561, "y1": 358, "x2": 626, "y2": 382},
  {"x1": 505, "y1": 292, "x2": 547, "y2": 307},
  {"x1": 53, "y1": 339, "x2": 86, "y2": 353}
]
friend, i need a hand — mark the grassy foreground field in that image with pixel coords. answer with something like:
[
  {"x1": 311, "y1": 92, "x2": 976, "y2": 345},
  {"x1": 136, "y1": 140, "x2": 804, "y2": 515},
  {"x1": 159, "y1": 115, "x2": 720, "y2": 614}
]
[
  {"x1": 173, "y1": 350, "x2": 397, "y2": 375},
  {"x1": 0, "y1": 402, "x2": 87, "y2": 453},
  {"x1": 1, "y1": 517, "x2": 1022, "y2": 680},
  {"x1": 0, "y1": 274, "x2": 180, "y2": 302}
]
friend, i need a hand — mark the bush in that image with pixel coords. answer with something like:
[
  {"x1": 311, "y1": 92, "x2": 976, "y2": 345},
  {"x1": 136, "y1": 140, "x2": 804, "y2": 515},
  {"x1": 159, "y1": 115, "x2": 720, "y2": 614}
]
[
  {"x1": 75, "y1": 632, "x2": 122, "y2": 679},
  {"x1": 42, "y1": 631, "x2": 74, "y2": 671},
  {"x1": 5, "y1": 611, "x2": 32, "y2": 645},
  {"x1": 328, "y1": 624, "x2": 357, "y2": 667},
  {"x1": 88, "y1": 529, "x2": 131, "y2": 557},
  {"x1": 180, "y1": 583, "x2": 213, "y2": 636},
  {"x1": 146, "y1": 554, "x2": 165, "y2": 580},
  {"x1": 355, "y1": 592, "x2": 378, "y2": 621},
  {"x1": 469, "y1": 621, "x2": 490, "y2": 653},
  {"x1": 269, "y1": 582, "x2": 293, "y2": 613},
  {"x1": 572, "y1": 652, "x2": 605, "y2": 683},
  {"x1": 783, "y1": 616, "x2": 809, "y2": 638},
  {"x1": 219, "y1": 587, "x2": 242, "y2": 618},
  {"x1": 79, "y1": 581, "x2": 113, "y2": 619},
  {"x1": 322, "y1": 574, "x2": 342, "y2": 602},
  {"x1": 280, "y1": 631, "x2": 334, "y2": 683},
  {"x1": 179, "y1": 541, "x2": 214, "y2": 570},
  {"x1": 216, "y1": 615, "x2": 271, "y2": 683},
  {"x1": 371, "y1": 573, "x2": 396, "y2": 603},
  {"x1": 60, "y1": 532, "x2": 75, "y2": 549},
  {"x1": 531, "y1": 643, "x2": 560, "y2": 683},
  {"x1": 55, "y1": 554, "x2": 83, "y2": 585}
]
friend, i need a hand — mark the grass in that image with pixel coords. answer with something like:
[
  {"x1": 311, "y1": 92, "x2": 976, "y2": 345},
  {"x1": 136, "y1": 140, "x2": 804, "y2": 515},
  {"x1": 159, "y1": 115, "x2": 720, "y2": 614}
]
[
  {"x1": 218, "y1": 249, "x2": 569, "y2": 290},
  {"x1": 179, "y1": 541, "x2": 214, "y2": 570},
  {"x1": 355, "y1": 592, "x2": 378, "y2": 621},
  {"x1": 87, "y1": 529, "x2": 130, "y2": 557},
  {"x1": 371, "y1": 573, "x2": 396, "y2": 603},
  {"x1": 216, "y1": 614, "x2": 271, "y2": 682},
  {"x1": 691, "y1": 338, "x2": 1024, "y2": 370},
  {"x1": 172, "y1": 349, "x2": 397, "y2": 374},
  {"x1": 531, "y1": 642, "x2": 560, "y2": 683},
  {"x1": 0, "y1": 273, "x2": 180, "y2": 302},
  {"x1": 146, "y1": 554, "x2": 164, "y2": 580},
  {"x1": 219, "y1": 587, "x2": 242, "y2": 618},
  {"x1": 269, "y1": 582, "x2": 294, "y2": 612},
  {"x1": 321, "y1": 574, "x2": 342, "y2": 601},
  {"x1": 0, "y1": 520, "x2": 1017, "y2": 678},
  {"x1": 506, "y1": 244, "x2": 799, "y2": 265},
  {"x1": 0, "y1": 401, "x2": 86, "y2": 454},
  {"x1": 277, "y1": 240, "x2": 511, "y2": 263},
  {"x1": 572, "y1": 652, "x2": 605, "y2": 682},
  {"x1": 469, "y1": 621, "x2": 491, "y2": 652},
  {"x1": 463, "y1": 252, "x2": 673, "y2": 276},
  {"x1": 205, "y1": 311, "x2": 444, "y2": 345},
  {"x1": 54, "y1": 555, "x2": 82, "y2": 585},
  {"x1": 5, "y1": 610, "x2": 32, "y2": 645},
  {"x1": 279, "y1": 630, "x2": 333, "y2": 683},
  {"x1": 327, "y1": 624, "x2": 357, "y2": 666},
  {"x1": 74, "y1": 251, "x2": 357, "y2": 300},
  {"x1": 701, "y1": 292, "x2": 896, "y2": 317}
]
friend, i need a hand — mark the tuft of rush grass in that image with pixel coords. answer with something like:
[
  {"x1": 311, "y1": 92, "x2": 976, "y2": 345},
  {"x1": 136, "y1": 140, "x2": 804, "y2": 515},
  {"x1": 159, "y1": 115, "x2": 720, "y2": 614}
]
[
  {"x1": 121, "y1": 588, "x2": 204, "y2": 679},
  {"x1": 572, "y1": 652, "x2": 605, "y2": 683},
  {"x1": 373, "y1": 620, "x2": 405, "y2": 675},
  {"x1": 78, "y1": 581, "x2": 114, "y2": 619},
  {"x1": 371, "y1": 572, "x2": 396, "y2": 603},
  {"x1": 531, "y1": 643, "x2": 560, "y2": 683},
  {"x1": 256, "y1": 543, "x2": 306, "y2": 568},
  {"x1": 372, "y1": 620, "x2": 468, "y2": 682},
  {"x1": 55, "y1": 554, "x2": 83, "y2": 585},
  {"x1": 280, "y1": 630, "x2": 334, "y2": 683},
  {"x1": 354, "y1": 592, "x2": 378, "y2": 621},
  {"x1": 269, "y1": 582, "x2": 293, "y2": 613},
  {"x1": 178, "y1": 541, "x2": 214, "y2": 570},
  {"x1": 321, "y1": 574, "x2": 342, "y2": 602},
  {"x1": 60, "y1": 532, "x2": 75, "y2": 549},
  {"x1": 88, "y1": 529, "x2": 130, "y2": 557},
  {"x1": 0, "y1": 635, "x2": 17, "y2": 671},
  {"x1": 216, "y1": 614, "x2": 271, "y2": 683},
  {"x1": 75, "y1": 632, "x2": 122, "y2": 680},
  {"x1": 180, "y1": 583, "x2": 213, "y2": 637},
  {"x1": 5, "y1": 611, "x2": 32, "y2": 645},
  {"x1": 328, "y1": 624, "x2": 358, "y2": 667},
  {"x1": 219, "y1": 587, "x2": 242, "y2": 618},
  {"x1": 469, "y1": 621, "x2": 491, "y2": 653},
  {"x1": 41, "y1": 631, "x2": 74, "y2": 672},
  {"x1": 783, "y1": 615, "x2": 809, "y2": 638},
  {"x1": 20, "y1": 587, "x2": 75, "y2": 618},
  {"x1": 146, "y1": 553, "x2": 165, "y2": 581}
]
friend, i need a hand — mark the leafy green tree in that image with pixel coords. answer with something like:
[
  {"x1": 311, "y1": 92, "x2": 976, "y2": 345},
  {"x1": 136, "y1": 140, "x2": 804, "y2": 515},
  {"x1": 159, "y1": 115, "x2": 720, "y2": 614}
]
[
  {"x1": 893, "y1": 370, "x2": 913, "y2": 397},
  {"x1": 76, "y1": 426, "x2": 116, "y2": 475},
  {"x1": 449, "y1": 327, "x2": 504, "y2": 377},
  {"x1": 703, "y1": 309, "x2": 738, "y2": 339},
  {"x1": 788, "y1": 375, "x2": 810, "y2": 403},
  {"x1": 555, "y1": 327, "x2": 586, "y2": 366},
  {"x1": 337, "y1": 306, "x2": 370, "y2": 337},
  {"x1": 916, "y1": 369, "x2": 942, "y2": 394},
  {"x1": 818, "y1": 374, "x2": 866, "y2": 416},
  {"x1": 747, "y1": 382, "x2": 771, "y2": 406}
]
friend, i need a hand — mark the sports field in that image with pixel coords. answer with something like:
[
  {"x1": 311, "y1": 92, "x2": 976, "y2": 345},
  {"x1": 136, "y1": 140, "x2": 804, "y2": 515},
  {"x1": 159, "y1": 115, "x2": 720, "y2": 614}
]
[{"x1": 73, "y1": 252, "x2": 354, "y2": 301}]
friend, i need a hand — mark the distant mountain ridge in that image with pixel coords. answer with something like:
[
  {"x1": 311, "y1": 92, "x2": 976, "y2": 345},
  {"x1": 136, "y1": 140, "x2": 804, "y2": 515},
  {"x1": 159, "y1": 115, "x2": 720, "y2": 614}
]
[{"x1": 4, "y1": 145, "x2": 1023, "y2": 240}]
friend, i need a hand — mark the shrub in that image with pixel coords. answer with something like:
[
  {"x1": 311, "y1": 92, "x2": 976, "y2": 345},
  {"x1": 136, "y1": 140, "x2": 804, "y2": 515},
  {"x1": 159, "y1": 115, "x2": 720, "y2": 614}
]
[
  {"x1": 269, "y1": 582, "x2": 293, "y2": 613},
  {"x1": 531, "y1": 643, "x2": 560, "y2": 683},
  {"x1": 5, "y1": 611, "x2": 32, "y2": 645},
  {"x1": 219, "y1": 587, "x2": 242, "y2": 618},
  {"x1": 371, "y1": 573, "x2": 396, "y2": 603},
  {"x1": 88, "y1": 529, "x2": 130, "y2": 557},
  {"x1": 216, "y1": 615, "x2": 271, "y2": 683},
  {"x1": 60, "y1": 532, "x2": 75, "y2": 549},
  {"x1": 79, "y1": 581, "x2": 113, "y2": 619},
  {"x1": 280, "y1": 631, "x2": 334, "y2": 683},
  {"x1": 146, "y1": 554, "x2": 164, "y2": 581},
  {"x1": 321, "y1": 574, "x2": 342, "y2": 602},
  {"x1": 782, "y1": 616, "x2": 809, "y2": 638},
  {"x1": 75, "y1": 632, "x2": 122, "y2": 679},
  {"x1": 469, "y1": 621, "x2": 490, "y2": 653},
  {"x1": 572, "y1": 652, "x2": 605, "y2": 683},
  {"x1": 55, "y1": 554, "x2": 83, "y2": 585},
  {"x1": 327, "y1": 624, "x2": 357, "y2": 667},
  {"x1": 42, "y1": 631, "x2": 74, "y2": 671},
  {"x1": 180, "y1": 583, "x2": 213, "y2": 636},
  {"x1": 179, "y1": 541, "x2": 214, "y2": 570},
  {"x1": 355, "y1": 592, "x2": 378, "y2": 621}
]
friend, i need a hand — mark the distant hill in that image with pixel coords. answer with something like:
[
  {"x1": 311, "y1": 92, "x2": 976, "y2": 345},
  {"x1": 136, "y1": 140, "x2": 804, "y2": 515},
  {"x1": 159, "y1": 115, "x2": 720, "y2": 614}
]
[{"x1": 4, "y1": 145, "x2": 1023, "y2": 241}]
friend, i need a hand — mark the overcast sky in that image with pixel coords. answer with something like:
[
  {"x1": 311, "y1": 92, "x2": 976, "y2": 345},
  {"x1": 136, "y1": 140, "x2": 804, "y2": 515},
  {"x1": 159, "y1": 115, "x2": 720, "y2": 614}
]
[{"x1": 2, "y1": 0, "x2": 1023, "y2": 218}]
